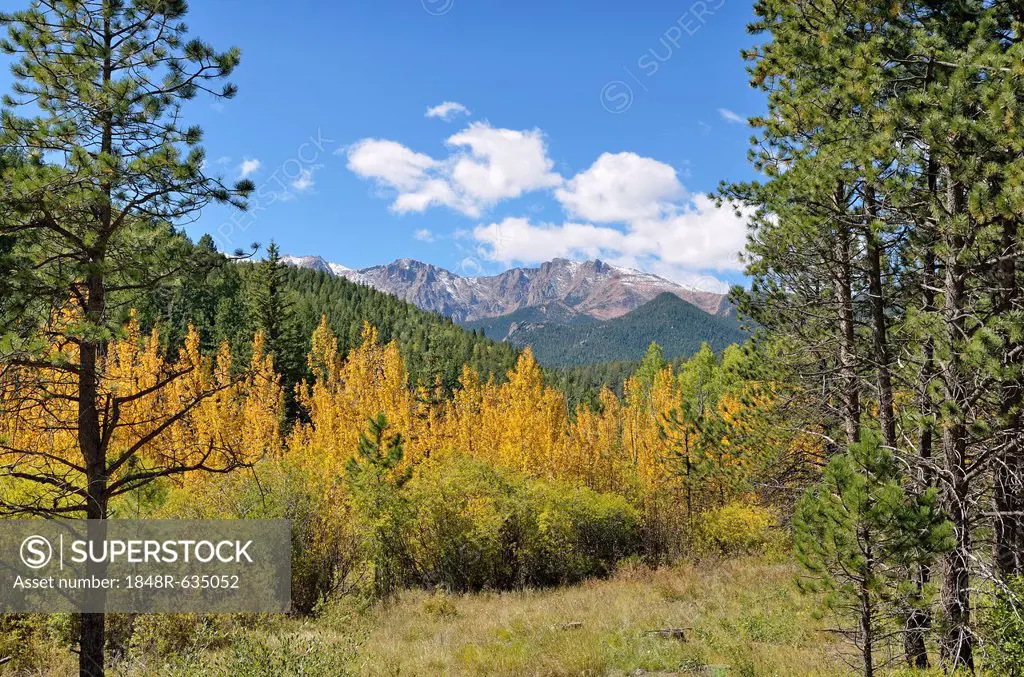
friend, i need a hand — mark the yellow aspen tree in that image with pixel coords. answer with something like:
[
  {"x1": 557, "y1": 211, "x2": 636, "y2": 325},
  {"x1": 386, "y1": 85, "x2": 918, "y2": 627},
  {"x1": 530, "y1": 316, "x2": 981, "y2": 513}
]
[
  {"x1": 474, "y1": 374, "x2": 506, "y2": 467},
  {"x1": 593, "y1": 387, "x2": 626, "y2": 493},
  {"x1": 568, "y1": 402, "x2": 600, "y2": 487},
  {"x1": 239, "y1": 332, "x2": 286, "y2": 460},
  {"x1": 291, "y1": 319, "x2": 417, "y2": 475},
  {"x1": 291, "y1": 316, "x2": 351, "y2": 475},
  {"x1": 442, "y1": 365, "x2": 485, "y2": 459},
  {"x1": 567, "y1": 387, "x2": 625, "y2": 493},
  {"x1": 494, "y1": 349, "x2": 567, "y2": 478},
  {"x1": 1, "y1": 313, "x2": 282, "y2": 515}
]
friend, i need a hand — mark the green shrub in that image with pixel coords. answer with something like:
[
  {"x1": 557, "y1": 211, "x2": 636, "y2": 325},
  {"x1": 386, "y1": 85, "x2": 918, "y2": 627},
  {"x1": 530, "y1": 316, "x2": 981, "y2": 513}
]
[
  {"x1": 695, "y1": 501, "x2": 778, "y2": 556},
  {"x1": 982, "y1": 576, "x2": 1024, "y2": 676},
  {"x1": 405, "y1": 454, "x2": 524, "y2": 590},
  {"x1": 407, "y1": 450, "x2": 532, "y2": 589},
  {"x1": 405, "y1": 454, "x2": 640, "y2": 591},
  {"x1": 0, "y1": 615, "x2": 48, "y2": 672},
  {"x1": 526, "y1": 480, "x2": 640, "y2": 584},
  {"x1": 421, "y1": 592, "x2": 459, "y2": 619},
  {"x1": 161, "y1": 448, "x2": 641, "y2": 605},
  {"x1": 126, "y1": 613, "x2": 227, "y2": 660},
  {"x1": 161, "y1": 459, "x2": 363, "y2": 613}
]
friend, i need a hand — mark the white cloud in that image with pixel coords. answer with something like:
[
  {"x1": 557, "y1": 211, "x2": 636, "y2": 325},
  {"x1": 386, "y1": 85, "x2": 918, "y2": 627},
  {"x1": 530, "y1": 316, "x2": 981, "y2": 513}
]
[
  {"x1": 718, "y1": 108, "x2": 747, "y2": 125},
  {"x1": 425, "y1": 101, "x2": 471, "y2": 121},
  {"x1": 239, "y1": 158, "x2": 261, "y2": 178},
  {"x1": 346, "y1": 139, "x2": 437, "y2": 191},
  {"x1": 447, "y1": 123, "x2": 562, "y2": 202},
  {"x1": 475, "y1": 217, "x2": 627, "y2": 263},
  {"x1": 344, "y1": 123, "x2": 561, "y2": 217},
  {"x1": 473, "y1": 195, "x2": 749, "y2": 273},
  {"x1": 393, "y1": 178, "x2": 472, "y2": 215},
  {"x1": 555, "y1": 152, "x2": 685, "y2": 223},
  {"x1": 344, "y1": 112, "x2": 752, "y2": 285}
]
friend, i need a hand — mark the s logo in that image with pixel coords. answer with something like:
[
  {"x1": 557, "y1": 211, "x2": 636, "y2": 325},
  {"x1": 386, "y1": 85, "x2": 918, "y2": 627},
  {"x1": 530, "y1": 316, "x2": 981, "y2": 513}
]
[{"x1": 20, "y1": 535, "x2": 53, "y2": 570}]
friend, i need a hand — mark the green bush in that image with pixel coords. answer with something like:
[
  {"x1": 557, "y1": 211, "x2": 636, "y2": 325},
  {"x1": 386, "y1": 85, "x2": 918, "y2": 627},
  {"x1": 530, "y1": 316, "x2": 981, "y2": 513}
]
[
  {"x1": 160, "y1": 459, "x2": 363, "y2": 614},
  {"x1": 421, "y1": 592, "x2": 459, "y2": 619},
  {"x1": 405, "y1": 454, "x2": 640, "y2": 591},
  {"x1": 0, "y1": 615, "x2": 51, "y2": 672},
  {"x1": 526, "y1": 480, "x2": 641, "y2": 584},
  {"x1": 982, "y1": 576, "x2": 1024, "y2": 676},
  {"x1": 160, "y1": 448, "x2": 641, "y2": 605},
  {"x1": 405, "y1": 454, "x2": 524, "y2": 591},
  {"x1": 126, "y1": 613, "x2": 227, "y2": 661},
  {"x1": 695, "y1": 501, "x2": 779, "y2": 557}
]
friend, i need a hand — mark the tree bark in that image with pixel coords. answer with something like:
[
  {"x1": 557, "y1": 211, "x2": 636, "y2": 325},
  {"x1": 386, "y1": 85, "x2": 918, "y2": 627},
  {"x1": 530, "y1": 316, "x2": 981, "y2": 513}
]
[
  {"x1": 862, "y1": 187, "x2": 896, "y2": 449},
  {"x1": 863, "y1": 186, "x2": 931, "y2": 667},
  {"x1": 834, "y1": 184, "x2": 861, "y2": 446},
  {"x1": 938, "y1": 177, "x2": 974, "y2": 673},
  {"x1": 78, "y1": 268, "x2": 109, "y2": 677}
]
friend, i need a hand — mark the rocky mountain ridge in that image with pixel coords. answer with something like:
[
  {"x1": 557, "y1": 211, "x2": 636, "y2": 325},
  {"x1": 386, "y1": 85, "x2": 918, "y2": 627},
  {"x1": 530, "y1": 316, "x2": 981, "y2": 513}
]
[{"x1": 280, "y1": 255, "x2": 728, "y2": 323}]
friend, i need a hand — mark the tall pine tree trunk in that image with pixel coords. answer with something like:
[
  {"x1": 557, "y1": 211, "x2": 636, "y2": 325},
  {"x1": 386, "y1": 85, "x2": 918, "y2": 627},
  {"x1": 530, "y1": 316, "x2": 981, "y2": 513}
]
[
  {"x1": 78, "y1": 264, "x2": 109, "y2": 677},
  {"x1": 939, "y1": 177, "x2": 974, "y2": 672},
  {"x1": 862, "y1": 187, "x2": 896, "y2": 448},
  {"x1": 79, "y1": 338, "x2": 106, "y2": 677},
  {"x1": 834, "y1": 184, "x2": 860, "y2": 446},
  {"x1": 864, "y1": 186, "x2": 930, "y2": 668}
]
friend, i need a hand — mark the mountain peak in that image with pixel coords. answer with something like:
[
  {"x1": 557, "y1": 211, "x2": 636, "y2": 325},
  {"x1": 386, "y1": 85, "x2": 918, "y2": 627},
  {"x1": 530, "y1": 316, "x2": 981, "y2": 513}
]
[
  {"x1": 280, "y1": 255, "x2": 351, "y2": 277},
  {"x1": 281, "y1": 255, "x2": 728, "y2": 322}
]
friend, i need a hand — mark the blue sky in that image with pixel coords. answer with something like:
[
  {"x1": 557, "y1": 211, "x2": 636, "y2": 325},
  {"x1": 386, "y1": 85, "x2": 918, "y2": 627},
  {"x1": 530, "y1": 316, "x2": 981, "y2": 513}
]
[{"x1": 3, "y1": 0, "x2": 765, "y2": 291}]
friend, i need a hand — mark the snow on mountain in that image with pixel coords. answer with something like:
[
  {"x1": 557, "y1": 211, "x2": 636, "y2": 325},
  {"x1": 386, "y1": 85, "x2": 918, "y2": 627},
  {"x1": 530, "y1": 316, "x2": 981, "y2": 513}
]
[
  {"x1": 281, "y1": 255, "x2": 728, "y2": 323},
  {"x1": 279, "y1": 255, "x2": 352, "y2": 278}
]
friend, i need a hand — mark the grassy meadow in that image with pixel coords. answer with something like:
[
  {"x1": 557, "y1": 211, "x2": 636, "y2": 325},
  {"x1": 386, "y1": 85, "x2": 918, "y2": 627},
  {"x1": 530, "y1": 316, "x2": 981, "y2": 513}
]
[
  {"x1": 343, "y1": 558, "x2": 839, "y2": 677},
  {"x1": 0, "y1": 558, "x2": 844, "y2": 677}
]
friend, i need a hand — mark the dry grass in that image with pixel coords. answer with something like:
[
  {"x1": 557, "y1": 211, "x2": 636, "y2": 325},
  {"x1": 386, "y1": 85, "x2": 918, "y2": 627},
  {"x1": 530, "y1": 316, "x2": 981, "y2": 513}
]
[
  {"x1": 337, "y1": 557, "x2": 846, "y2": 676},
  {"x1": 2, "y1": 558, "x2": 850, "y2": 677}
]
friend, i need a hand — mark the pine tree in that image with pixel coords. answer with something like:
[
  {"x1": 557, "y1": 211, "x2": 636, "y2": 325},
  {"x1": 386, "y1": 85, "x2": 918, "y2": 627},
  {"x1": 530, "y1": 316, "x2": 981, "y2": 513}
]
[
  {"x1": 725, "y1": 0, "x2": 1024, "y2": 668},
  {"x1": 344, "y1": 414, "x2": 411, "y2": 598},
  {"x1": 633, "y1": 342, "x2": 667, "y2": 395},
  {"x1": 794, "y1": 430, "x2": 953, "y2": 677},
  {"x1": 244, "y1": 241, "x2": 303, "y2": 413},
  {"x1": 0, "y1": 2, "x2": 251, "y2": 674}
]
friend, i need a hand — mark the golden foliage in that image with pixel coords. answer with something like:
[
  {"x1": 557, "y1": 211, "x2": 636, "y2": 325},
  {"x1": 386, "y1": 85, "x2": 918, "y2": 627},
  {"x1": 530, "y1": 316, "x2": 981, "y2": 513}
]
[
  {"x1": 287, "y1": 323, "x2": 804, "y2": 545},
  {"x1": 0, "y1": 312, "x2": 284, "y2": 510},
  {"x1": 4, "y1": 308, "x2": 807, "y2": 544},
  {"x1": 289, "y1": 319, "x2": 425, "y2": 483}
]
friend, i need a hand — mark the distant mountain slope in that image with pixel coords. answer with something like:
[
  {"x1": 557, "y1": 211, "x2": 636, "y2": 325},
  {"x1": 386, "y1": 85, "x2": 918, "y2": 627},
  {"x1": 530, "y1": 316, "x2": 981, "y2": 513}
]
[
  {"x1": 462, "y1": 301, "x2": 598, "y2": 342},
  {"x1": 468, "y1": 293, "x2": 746, "y2": 367},
  {"x1": 280, "y1": 255, "x2": 729, "y2": 322},
  {"x1": 132, "y1": 238, "x2": 520, "y2": 396},
  {"x1": 279, "y1": 266, "x2": 519, "y2": 392}
]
